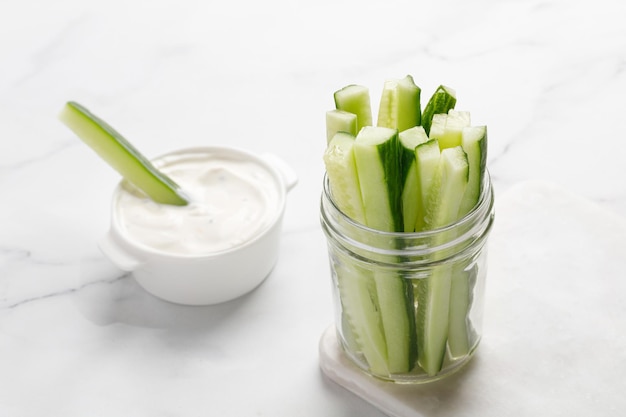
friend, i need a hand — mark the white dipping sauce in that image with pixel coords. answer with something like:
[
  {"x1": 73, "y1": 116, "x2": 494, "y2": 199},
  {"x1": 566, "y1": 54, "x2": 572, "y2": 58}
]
[{"x1": 115, "y1": 150, "x2": 281, "y2": 255}]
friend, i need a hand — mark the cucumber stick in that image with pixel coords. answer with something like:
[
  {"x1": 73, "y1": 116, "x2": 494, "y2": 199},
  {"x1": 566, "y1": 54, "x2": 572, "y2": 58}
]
[
  {"x1": 354, "y1": 126, "x2": 416, "y2": 373},
  {"x1": 424, "y1": 146, "x2": 469, "y2": 229},
  {"x1": 428, "y1": 114, "x2": 447, "y2": 144},
  {"x1": 429, "y1": 110, "x2": 471, "y2": 150},
  {"x1": 421, "y1": 85, "x2": 457, "y2": 136},
  {"x1": 417, "y1": 146, "x2": 469, "y2": 376},
  {"x1": 323, "y1": 132, "x2": 366, "y2": 225},
  {"x1": 59, "y1": 102, "x2": 188, "y2": 206},
  {"x1": 398, "y1": 127, "x2": 429, "y2": 233},
  {"x1": 448, "y1": 264, "x2": 479, "y2": 359},
  {"x1": 353, "y1": 126, "x2": 402, "y2": 232},
  {"x1": 323, "y1": 132, "x2": 388, "y2": 375},
  {"x1": 325, "y1": 110, "x2": 358, "y2": 144},
  {"x1": 334, "y1": 85, "x2": 373, "y2": 132},
  {"x1": 414, "y1": 139, "x2": 441, "y2": 232},
  {"x1": 458, "y1": 126, "x2": 488, "y2": 217},
  {"x1": 375, "y1": 271, "x2": 416, "y2": 373},
  {"x1": 447, "y1": 125, "x2": 488, "y2": 358},
  {"x1": 377, "y1": 75, "x2": 421, "y2": 132},
  {"x1": 334, "y1": 251, "x2": 389, "y2": 376},
  {"x1": 324, "y1": 78, "x2": 487, "y2": 377}
]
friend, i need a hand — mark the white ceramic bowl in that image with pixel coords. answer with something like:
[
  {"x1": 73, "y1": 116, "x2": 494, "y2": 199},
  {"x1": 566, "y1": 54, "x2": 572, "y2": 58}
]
[{"x1": 98, "y1": 146, "x2": 297, "y2": 306}]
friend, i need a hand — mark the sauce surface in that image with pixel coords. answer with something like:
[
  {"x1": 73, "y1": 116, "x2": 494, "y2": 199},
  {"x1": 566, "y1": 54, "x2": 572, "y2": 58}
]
[{"x1": 115, "y1": 150, "x2": 281, "y2": 255}]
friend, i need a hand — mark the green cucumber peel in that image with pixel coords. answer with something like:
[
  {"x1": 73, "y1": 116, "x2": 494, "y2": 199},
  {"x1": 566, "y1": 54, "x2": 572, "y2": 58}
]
[
  {"x1": 421, "y1": 85, "x2": 457, "y2": 136},
  {"x1": 353, "y1": 126, "x2": 402, "y2": 232},
  {"x1": 417, "y1": 146, "x2": 469, "y2": 376},
  {"x1": 431, "y1": 110, "x2": 471, "y2": 150},
  {"x1": 59, "y1": 102, "x2": 188, "y2": 206}
]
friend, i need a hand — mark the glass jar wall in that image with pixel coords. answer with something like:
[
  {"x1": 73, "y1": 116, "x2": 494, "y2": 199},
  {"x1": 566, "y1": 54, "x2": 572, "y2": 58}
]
[{"x1": 320, "y1": 173, "x2": 495, "y2": 383}]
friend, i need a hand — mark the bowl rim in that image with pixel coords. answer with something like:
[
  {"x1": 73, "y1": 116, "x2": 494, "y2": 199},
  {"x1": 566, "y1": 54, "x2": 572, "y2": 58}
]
[{"x1": 109, "y1": 145, "x2": 289, "y2": 260}]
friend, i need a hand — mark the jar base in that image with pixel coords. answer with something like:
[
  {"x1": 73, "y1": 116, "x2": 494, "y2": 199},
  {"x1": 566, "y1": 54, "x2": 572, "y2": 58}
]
[
  {"x1": 337, "y1": 331, "x2": 478, "y2": 384},
  {"x1": 319, "y1": 325, "x2": 477, "y2": 414}
]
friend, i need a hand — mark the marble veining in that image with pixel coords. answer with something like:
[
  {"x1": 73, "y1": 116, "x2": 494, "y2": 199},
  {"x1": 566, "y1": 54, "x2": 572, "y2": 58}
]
[{"x1": 1, "y1": 0, "x2": 625, "y2": 415}]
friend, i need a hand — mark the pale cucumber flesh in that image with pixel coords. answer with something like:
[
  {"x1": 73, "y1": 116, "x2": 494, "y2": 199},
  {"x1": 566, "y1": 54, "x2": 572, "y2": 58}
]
[
  {"x1": 447, "y1": 125, "x2": 487, "y2": 357},
  {"x1": 421, "y1": 85, "x2": 457, "y2": 136},
  {"x1": 414, "y1": 138, "x2": 441, "y2": 232},
  {"x1": 325, "y1": 130, "x2": 388, "y2": 374},
  {"x1": 377, "y1": 75, "x2": 421, "y2": 132},
  {"x1": 424, "y1": 146, "x2": 469, "y2": 229},
  {"x1": 458, "y1": 125, "x2": 488, "y2": 217},
  {"x1": 448, "y1": 264, "x2": 479, "y2": 359},
  {"x1": 436, "y1": 110, "x2": 471, "y2": 150},
  {"x1": 323, "y1": 132, "x2": 366, "y2": 225},
  {"x1": 373, "y1": 270, "x2": 416, "y2": 373},
  {"x1": 325, "y1": 109, "x2": 358, "y2": 144},
  {"x1": 415, "y1": 267, "x2": 452, "y2": 375},
  {"x1": 334, "y1": 84, "x2": 373, "y2": 131},
  {"x1": 334, "y1": 253, "x2": 389, "y2": 376},
  {"x1": 417, "y1": 146, "x2": 469, "y2": 376},
  {"x1": 428, "y1": 114, "x2": 447, "y2": 144}
]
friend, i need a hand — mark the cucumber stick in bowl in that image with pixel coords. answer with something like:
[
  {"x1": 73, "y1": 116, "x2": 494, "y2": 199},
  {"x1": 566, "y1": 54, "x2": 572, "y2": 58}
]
[
  {"x1": 323, "y1": 76, "x2": 488, "y2": 377},
  {"x1": 59, "y1": 102, "x2": 188, "y2": 206}
]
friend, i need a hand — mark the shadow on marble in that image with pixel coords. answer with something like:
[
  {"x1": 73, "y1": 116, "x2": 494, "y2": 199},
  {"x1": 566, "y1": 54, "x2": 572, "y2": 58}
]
[{"x1": 73, "y1": 254, "x2": 257, "y2": 332}]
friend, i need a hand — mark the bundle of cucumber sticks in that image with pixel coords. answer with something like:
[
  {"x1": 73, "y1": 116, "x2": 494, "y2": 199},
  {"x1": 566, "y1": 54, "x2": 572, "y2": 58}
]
[{"x1": 323, "y1": 75, "x2": 487, "y2": 376}]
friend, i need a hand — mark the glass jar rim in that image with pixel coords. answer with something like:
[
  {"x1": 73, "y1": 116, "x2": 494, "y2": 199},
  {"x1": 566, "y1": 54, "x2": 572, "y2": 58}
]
[
  {"x1": 320, "y1": 171, "x2": 495, "y2": 261},
  {"x1": 322, "y1": 171, "x2": 494, "y2": 237}
]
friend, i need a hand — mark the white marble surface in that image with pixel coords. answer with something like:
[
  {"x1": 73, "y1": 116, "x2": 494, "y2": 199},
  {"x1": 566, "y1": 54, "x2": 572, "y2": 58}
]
[
  {"x1": 1, "y1": 0, "x2": 625, "y2": 415},
  {"x1": 320, "y1": 181, "x2": 626, "y2": 416}
]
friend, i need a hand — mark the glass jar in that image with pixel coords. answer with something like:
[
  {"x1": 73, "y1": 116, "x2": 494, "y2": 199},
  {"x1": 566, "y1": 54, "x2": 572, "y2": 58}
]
[{"x1": 320, "y1": 173, "x2": 495, "y2": 383}]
